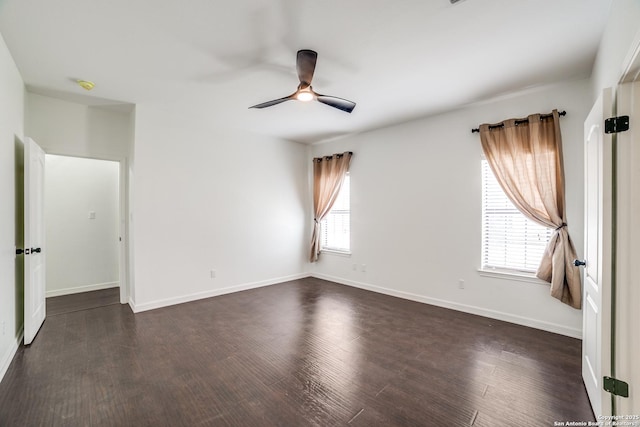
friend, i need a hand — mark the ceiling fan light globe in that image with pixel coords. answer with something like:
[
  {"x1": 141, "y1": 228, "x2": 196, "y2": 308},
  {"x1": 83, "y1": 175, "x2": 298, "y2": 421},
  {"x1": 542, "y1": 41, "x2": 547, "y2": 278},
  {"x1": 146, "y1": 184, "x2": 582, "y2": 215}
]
[{"x1": 297, "y1": 91, "x2": 313, "y2": 102}]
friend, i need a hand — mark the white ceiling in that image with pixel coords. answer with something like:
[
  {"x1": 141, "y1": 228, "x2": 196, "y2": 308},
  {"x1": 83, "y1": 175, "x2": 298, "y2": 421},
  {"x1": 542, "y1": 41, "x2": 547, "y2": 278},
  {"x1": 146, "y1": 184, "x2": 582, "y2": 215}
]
[{"x1": 0, "y1": 0, "x2": 612, "y2": 144}]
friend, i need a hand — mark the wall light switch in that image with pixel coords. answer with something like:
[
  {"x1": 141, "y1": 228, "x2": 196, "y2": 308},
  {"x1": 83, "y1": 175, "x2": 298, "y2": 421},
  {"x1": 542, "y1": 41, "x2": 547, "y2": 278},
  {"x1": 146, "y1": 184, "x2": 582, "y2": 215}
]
[{"x1": 89, "y1": 211, "x2": 96, "y2": 220}]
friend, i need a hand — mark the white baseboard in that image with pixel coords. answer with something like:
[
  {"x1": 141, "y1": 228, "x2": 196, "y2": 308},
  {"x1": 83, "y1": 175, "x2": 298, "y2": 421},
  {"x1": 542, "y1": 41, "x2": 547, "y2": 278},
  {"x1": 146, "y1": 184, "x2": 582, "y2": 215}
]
[
  {"x1": 1, "y1": 327, "x2": 23, "y2": 384},
  {"x1": 46, "y1": 282, "x2": 119, "y2": 298},
  {"x1": 311, "y1": 273, "x2": 582, "y2": 339},
  {"x1": 130, "y1": 273, "x2": 310, "y2": 313}
]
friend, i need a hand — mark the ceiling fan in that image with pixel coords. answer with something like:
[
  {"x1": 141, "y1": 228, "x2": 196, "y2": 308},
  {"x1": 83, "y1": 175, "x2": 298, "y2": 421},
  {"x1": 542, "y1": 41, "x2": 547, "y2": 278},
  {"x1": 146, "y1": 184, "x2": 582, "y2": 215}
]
[{"x1": 249, "y1": 49, "x2": 356, "y2": 113}]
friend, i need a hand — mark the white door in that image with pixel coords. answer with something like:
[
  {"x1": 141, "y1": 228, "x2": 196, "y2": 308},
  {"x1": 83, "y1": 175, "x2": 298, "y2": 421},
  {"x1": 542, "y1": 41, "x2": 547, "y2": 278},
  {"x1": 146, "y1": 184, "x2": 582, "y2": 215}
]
[
  {"x1": 24, "y1": 137, "x2": 46, "y2": 345},
  {"x1": 582, "y1": 89, "x2": 613, "y2": 417}
]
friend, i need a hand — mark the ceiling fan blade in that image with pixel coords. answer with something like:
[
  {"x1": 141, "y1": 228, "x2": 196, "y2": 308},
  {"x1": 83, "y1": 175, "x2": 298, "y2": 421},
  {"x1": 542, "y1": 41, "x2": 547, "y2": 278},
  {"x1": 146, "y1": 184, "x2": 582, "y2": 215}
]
[
  {"x1": 249, "y1": 94, "x2": 296, "y2": 109},
  {"x1": 296, "y1": 49, "x2": 317, "y2": 86},
  {"x1": 316, "y1": 94, "x2": 356, "y2": 113}
]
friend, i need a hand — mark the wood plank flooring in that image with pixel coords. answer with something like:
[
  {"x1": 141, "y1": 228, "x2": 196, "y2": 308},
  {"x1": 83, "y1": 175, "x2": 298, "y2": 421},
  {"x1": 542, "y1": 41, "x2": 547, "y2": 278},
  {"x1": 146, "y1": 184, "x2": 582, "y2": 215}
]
[
  {"x1": 0, "y1": 278, "x2": 594, "y2": 426},
  {"x1": 46, "y1": 287, "x2": 120, "y2": 316}
]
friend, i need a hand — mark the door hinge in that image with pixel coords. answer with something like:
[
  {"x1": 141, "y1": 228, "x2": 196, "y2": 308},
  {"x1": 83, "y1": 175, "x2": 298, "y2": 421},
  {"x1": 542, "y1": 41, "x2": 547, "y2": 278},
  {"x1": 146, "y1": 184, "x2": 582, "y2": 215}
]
[
  {"x1": 604, "y1": 116, "x2": 629, "y2": 134},
  {"x1": 603, "y1": 376, "x2": 629, "y2": 397}
]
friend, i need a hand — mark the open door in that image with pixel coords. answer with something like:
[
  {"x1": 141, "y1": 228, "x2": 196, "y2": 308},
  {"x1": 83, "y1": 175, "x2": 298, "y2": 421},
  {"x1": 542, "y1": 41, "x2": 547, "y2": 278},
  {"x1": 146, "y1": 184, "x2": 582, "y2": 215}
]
[
  {"x1": 24, "y1": 137, "x2": 46, "y2": 345},
  {"x1": 582, "y1": 89, "x2": 613, "y2": 417}
]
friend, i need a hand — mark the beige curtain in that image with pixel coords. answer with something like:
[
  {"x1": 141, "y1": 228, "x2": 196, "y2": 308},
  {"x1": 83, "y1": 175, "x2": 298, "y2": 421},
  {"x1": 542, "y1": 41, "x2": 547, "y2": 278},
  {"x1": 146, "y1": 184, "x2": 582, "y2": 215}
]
[
  {"x1": 309, "y1": 152, "x2": 352, "y2": 262},
  {"x1": 479, "y1": 110, "x2": 581, "y2": 309}
]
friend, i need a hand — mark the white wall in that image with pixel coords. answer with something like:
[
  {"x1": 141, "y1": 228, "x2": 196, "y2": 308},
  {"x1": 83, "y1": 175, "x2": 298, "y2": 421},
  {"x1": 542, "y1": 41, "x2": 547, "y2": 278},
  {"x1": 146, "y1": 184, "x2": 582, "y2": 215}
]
[
  {"x1": 25, "y1": 93, "x2": 132, "y2": 160},
  {"x1": 0, "y1": 33, "x2": 24, "y2": 381},
  {"x1": 45, "y1": 155, "x2": 120, "y2": 296},
  {"x1": 310, "y1": 78, "x2": 591, "y2": 338},
  {"x1": 591, "y1": 0, "x2": 640, "y2": 97},
  {"x1": 131, "y1": 101, "x2": 309, "y2": 311},
  {"x1": 591, "y1": 0, "x2": 640, "y2": 415}
]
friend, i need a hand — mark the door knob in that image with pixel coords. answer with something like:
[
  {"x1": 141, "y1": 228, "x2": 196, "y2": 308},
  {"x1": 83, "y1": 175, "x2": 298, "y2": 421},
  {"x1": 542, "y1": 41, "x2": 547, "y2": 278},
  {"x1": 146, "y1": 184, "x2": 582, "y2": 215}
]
[{"x1": 574, "y1": 259, "x2": 586, "y2": 267}]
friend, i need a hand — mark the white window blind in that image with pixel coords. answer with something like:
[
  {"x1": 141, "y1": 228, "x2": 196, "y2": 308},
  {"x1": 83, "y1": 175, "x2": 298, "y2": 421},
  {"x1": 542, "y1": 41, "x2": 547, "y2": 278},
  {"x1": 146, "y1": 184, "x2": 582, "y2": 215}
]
[
  {"x1": 481, "y1": 160, "x2": 551, "y2": 273},
  {"x1": 321, "y1": 174, "x2": 350, "y2": 252}
]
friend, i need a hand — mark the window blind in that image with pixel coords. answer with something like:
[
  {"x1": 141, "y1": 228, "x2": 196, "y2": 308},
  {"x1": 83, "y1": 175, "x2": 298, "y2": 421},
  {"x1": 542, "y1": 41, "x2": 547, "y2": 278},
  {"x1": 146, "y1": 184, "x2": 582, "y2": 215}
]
[
  {"x1": 321, "y1": 174, "x2": 350, "y2": 252},
  {"x1": 481, "y1": 160, "x2": 551, "y2": 273}
]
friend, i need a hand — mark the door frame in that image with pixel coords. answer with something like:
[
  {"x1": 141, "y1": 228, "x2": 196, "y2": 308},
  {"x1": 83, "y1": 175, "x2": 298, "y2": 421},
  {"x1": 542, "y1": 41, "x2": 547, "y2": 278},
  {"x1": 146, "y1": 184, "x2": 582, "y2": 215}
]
[
  {"x1": 610, "y1": 33, "x2": 640, "y2": 415},
  {"x1": 44, "y1": 151, "x2": 129, "y2": 305}
]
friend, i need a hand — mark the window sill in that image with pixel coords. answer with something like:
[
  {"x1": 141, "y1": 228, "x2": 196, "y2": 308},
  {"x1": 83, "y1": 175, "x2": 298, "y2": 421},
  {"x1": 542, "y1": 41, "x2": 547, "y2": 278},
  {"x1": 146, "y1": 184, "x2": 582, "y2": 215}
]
[
  {"x1": 477, "y1": 268, "x2": 549, "y2": 285},
  {"x1": 320, "y1": 249, "x2": 352, "y2": 257}
]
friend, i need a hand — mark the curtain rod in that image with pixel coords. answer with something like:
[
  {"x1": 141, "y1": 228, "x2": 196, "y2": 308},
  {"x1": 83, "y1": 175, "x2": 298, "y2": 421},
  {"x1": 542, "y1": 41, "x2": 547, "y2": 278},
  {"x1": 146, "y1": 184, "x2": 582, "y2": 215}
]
[
  {"x1": 313, "y1": 151, "x2": 353, "y2": 161},
  {"x1": 471, "y1": 110, "x2": 566, "y2": 133}
]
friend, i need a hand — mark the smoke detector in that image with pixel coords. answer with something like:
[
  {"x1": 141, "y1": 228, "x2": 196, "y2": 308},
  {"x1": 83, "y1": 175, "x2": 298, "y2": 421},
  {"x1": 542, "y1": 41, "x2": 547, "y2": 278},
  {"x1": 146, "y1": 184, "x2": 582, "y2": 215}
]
[{"x1": 76, "y1": 80, "x2": 95, "y2": 91}]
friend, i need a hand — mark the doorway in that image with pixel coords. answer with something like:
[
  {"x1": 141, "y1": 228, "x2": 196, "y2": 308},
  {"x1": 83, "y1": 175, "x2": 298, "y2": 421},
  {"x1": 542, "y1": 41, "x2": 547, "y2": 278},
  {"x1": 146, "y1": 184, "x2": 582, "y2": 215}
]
[{"x1": 44, "y1": 155, "x2": 122, "y2": 311}]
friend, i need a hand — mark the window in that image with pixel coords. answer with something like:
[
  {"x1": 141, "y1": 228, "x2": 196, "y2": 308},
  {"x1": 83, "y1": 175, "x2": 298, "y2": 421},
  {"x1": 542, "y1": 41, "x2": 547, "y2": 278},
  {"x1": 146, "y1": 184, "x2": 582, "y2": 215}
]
[
  {"x1": 321, "y1": 174, "x2": 350, "y2": 252},
  {"x1": 481, "y1": 160, "x2": 551, "y2": 274}
]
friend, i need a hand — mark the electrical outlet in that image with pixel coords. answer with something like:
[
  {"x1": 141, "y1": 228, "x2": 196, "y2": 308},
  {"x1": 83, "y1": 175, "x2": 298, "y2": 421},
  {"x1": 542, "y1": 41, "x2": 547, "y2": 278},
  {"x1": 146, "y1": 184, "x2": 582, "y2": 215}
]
[
  {"x1": 458, "y1": 279, "x2": 465, "y2": 289},
  {"x1": 210, "y1": 270, "x2": 216, "y2": 279},
  {"x1": 352, "y1": 264, "x2": 357, "y2": 271},
  {"x1": 361, "y1": 264, "x2": 367, "y2": 272}
]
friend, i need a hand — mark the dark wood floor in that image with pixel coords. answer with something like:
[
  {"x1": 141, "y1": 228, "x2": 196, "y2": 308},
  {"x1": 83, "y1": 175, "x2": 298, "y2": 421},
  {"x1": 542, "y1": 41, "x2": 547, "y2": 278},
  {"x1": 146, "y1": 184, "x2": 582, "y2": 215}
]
[
  {"x1": 46, "y1": 287, "x2": 120, "y2": 316},
  {"x1": 0, "y1": 278, "x2": 593, "y2": 426}
]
